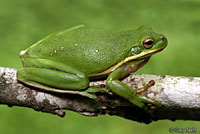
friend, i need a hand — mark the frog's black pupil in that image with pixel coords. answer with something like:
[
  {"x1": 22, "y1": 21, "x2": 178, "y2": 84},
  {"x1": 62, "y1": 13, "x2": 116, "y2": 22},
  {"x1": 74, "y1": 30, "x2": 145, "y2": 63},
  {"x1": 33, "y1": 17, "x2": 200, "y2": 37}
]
[
  {"x1": 146, "y1": 40, "x2": 153, "y2": 45},
  {"x1": 143, "y1": 38, "x2": 154, "y2": 49}
]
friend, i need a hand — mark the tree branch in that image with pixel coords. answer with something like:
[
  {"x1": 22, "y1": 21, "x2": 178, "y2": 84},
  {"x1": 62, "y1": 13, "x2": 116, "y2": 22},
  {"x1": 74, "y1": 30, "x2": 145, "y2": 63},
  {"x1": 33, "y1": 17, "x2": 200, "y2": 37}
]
[{"x1": 0, "y1": 67, "x2": 200, "y2": 124}]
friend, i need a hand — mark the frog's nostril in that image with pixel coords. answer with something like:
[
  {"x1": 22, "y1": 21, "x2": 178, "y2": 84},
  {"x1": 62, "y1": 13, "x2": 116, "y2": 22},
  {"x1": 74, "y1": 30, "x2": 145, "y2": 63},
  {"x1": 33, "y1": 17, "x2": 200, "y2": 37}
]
[{"x1": 160, "y1": 36, "x2": 165, "y2": 41}]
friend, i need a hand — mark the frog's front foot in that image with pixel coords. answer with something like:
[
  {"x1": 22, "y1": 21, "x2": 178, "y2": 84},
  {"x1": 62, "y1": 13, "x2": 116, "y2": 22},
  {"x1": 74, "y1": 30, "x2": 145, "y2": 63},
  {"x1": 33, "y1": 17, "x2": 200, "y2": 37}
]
[
  {"x1": 134, "y1": 80, "x2": 161, "y2": 107},
  {"x1": 136, "y1": 80, "x2": 155, "y2": 94},
  {"x1": 130, "y1": 80, "x2": 161, "y2": 109},
  {"x1": 106, "y1": 68, "x2": 161, "y2": 111}
]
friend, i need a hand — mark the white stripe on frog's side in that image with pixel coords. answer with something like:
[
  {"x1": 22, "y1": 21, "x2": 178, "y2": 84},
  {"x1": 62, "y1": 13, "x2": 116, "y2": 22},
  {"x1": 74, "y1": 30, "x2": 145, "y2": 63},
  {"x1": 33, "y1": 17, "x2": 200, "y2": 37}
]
[{"x1": 89, "y1": 45, "x2": 167, "y2": 77}]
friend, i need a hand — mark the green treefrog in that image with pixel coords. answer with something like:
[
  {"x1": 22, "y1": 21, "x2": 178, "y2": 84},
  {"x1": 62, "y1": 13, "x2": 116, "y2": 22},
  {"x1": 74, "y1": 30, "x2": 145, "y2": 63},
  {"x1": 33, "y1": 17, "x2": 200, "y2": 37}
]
[{"x1": 17, "y1": 25, "x2": 167, "y2": 110}]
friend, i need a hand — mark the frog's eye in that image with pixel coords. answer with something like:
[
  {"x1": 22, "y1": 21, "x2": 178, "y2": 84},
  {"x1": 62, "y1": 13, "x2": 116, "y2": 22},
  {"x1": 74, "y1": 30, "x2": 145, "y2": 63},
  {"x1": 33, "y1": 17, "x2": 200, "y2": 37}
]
[{"x1": 143, "y1": 38, "x2": 154, "y2": 49}]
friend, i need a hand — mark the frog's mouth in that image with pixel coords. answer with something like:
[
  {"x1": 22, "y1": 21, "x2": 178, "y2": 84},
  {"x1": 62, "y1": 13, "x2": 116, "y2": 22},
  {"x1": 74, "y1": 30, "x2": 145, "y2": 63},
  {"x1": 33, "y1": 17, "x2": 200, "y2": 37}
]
[
  {"x1": 89, "y1": 45, "x2": 166, "y2": 77},
  {"x1": 133, "y1": 56, "x2": 151, "y2": 72},
  {"x1": 129, "y1": 44, "x2": 166, "y2": 61},
  {"x1": 124, "y1": 45, "x2": 166, "y2": 72}
]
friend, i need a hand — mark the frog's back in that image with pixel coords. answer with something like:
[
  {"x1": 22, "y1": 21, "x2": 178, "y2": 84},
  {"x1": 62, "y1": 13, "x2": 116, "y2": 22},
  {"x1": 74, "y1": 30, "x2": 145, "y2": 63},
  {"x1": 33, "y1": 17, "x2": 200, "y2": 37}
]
[{"x1": 22, "y1": 26, "x2": 134, "y2": 75}]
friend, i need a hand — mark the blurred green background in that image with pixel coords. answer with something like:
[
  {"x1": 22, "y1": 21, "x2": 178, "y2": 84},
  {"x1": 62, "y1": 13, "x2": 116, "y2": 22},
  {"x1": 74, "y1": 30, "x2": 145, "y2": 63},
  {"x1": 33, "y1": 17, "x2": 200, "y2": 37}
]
[{"x1": 0, "y1": 0, "x2": 200, "y2": 134}]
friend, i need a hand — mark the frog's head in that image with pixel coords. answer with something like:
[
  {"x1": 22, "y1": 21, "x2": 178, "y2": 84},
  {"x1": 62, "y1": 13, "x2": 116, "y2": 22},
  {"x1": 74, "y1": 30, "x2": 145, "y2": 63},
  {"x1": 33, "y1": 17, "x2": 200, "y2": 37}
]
[
  {"x1": 130, "y1": 25, "x2": 167, "y2": 59},
  {"x1": 117, "y1": 25, "x2": 168, "y2": 73}
]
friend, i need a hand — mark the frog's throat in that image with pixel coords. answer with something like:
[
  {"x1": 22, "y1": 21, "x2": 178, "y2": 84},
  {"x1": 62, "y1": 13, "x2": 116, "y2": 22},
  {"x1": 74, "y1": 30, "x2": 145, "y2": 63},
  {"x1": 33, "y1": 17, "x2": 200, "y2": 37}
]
[{"x1": 89, "y1": 45, "x2": 166, "y2": 77}]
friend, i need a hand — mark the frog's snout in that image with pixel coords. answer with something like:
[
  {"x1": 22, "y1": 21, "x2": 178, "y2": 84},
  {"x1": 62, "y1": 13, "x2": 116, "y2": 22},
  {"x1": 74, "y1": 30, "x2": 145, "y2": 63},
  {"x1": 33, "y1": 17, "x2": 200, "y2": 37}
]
[
  {"x1": 160, "y1": 35, "x2": 168, "y2": 47},
  {"x1": 160, "y1": 36, "x2": 166, "y2": 41}
]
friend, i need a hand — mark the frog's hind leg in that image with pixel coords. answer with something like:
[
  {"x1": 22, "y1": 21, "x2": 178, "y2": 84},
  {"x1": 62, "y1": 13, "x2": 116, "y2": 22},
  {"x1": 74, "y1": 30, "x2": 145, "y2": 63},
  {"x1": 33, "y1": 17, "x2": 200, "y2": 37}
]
[
  {"x1": 17, "y1": 58, "x2": 109, "y2": 99},
  {"x1": 17, "y1": 68, "x2": 109, "y2": 99},
  {"x1": 18, "y1": 67, "x2": 100, "y2": 99},
  {"x1": 17, "y1": 67, "x2": 89, "y2": 90},
  {"x1": 17, "y1": 58, "x2": 90, "y2": 90}
]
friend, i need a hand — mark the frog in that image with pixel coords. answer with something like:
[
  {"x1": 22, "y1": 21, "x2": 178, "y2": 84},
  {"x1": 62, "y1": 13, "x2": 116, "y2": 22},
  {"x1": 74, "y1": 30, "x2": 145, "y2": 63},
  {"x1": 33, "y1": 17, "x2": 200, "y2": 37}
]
[{"x1": 17, "y1": 25, "x2": 167, "y2": 110}]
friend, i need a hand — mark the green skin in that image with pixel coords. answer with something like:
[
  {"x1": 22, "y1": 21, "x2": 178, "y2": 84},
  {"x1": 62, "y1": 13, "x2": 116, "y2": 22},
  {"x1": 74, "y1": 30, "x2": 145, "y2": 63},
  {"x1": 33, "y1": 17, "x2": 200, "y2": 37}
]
[{"x1": 17, "y1": 25, "x2": 167, "y2": 110}]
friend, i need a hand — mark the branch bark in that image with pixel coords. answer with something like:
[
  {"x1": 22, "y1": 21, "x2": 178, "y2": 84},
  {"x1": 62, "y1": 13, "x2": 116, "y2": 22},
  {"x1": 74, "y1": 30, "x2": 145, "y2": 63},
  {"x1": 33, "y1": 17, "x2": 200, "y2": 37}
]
[{"x1": 0, "y1": 67, "x2": 200, "y2": 124}]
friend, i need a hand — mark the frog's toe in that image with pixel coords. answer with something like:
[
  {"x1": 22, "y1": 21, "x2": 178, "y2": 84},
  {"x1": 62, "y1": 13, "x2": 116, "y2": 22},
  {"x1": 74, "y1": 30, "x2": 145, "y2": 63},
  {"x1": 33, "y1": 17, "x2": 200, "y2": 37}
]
[
  {"x1": 85, "y1": 87, "x2": 109, "y2": 93},
  {"x1": 79, "y1": 92, "x2": 97, "y2": 99},
  {"x1": 137, "y1": 94, "x2": 161, "y2": 107}
]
